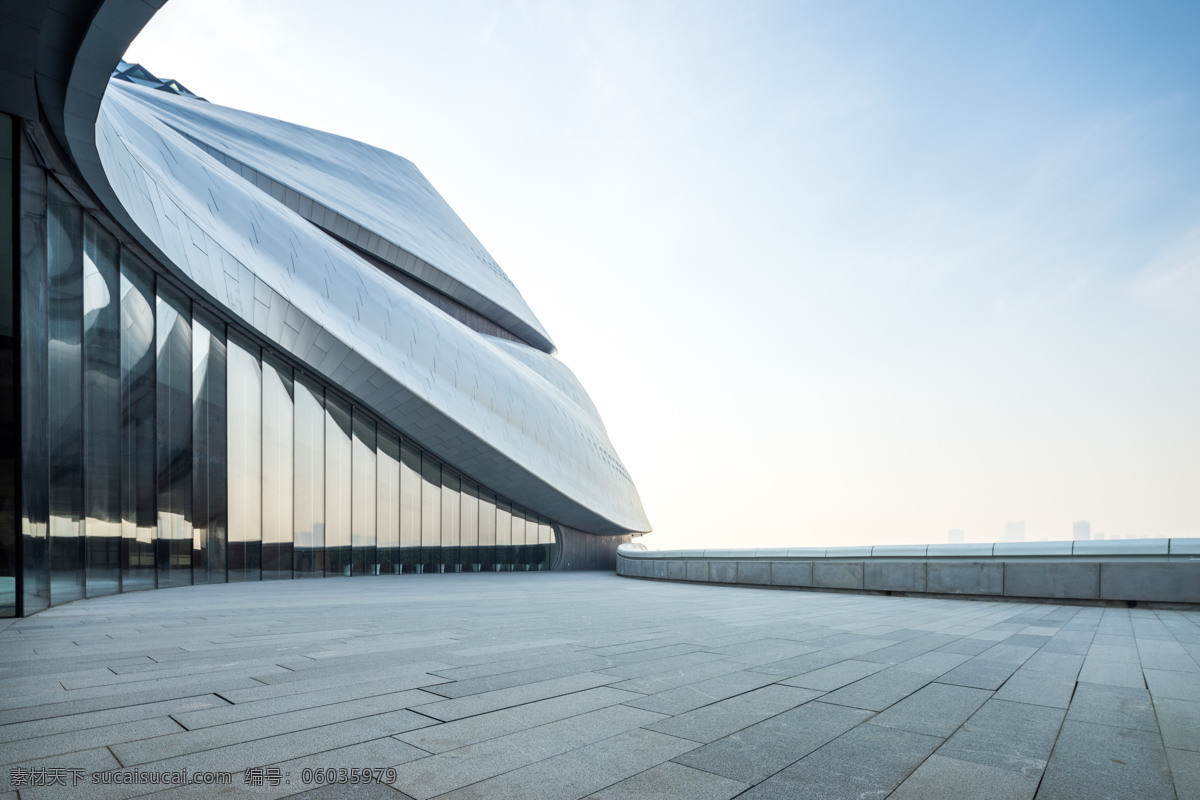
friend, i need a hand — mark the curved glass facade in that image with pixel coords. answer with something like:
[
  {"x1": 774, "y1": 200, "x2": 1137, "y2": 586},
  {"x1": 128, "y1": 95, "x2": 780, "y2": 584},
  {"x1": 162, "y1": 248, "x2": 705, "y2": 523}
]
[{"x1": 17, "y1": 173, "x2": 560, "y2": 609}]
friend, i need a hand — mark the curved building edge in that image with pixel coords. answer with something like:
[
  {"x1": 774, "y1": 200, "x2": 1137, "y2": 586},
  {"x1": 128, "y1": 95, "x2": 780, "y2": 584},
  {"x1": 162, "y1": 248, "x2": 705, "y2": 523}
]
[{"x1": 0, "y1": 0, "x2": 648, "y2": 617}]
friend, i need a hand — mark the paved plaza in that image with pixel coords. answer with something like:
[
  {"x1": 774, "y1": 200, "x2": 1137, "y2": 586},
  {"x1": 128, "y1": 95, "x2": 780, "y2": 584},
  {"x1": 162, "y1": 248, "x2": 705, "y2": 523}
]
[{"x1": 0, "y1": 573, "x2": 1197, "y2": 800}]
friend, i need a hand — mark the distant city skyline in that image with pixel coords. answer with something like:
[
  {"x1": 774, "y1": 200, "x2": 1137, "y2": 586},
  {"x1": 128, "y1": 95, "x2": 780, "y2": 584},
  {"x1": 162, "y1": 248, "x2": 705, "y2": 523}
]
[{"x1": 126, "y1": 0, "x2": 1200, "y2": 550}]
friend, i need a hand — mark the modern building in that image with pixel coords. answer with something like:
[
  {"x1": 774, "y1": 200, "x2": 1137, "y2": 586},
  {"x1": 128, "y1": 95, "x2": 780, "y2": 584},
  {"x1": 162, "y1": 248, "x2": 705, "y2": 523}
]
[
  {"x1": 946, "y1": 528, "x2": 965, "y2": 544},
  {"x1": 0, "y1": 1, "x2": 650, "y2": 617},
  {"x1": 1004, "y1": 521, "x2": 1025, "y2": 542},
  {"x1": 1073, "y1": 520, "x2": 1091, "y2": 541}
]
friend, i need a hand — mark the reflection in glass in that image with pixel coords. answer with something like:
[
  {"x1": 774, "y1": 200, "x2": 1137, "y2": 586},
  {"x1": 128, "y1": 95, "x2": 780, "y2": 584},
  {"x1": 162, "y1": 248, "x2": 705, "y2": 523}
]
[
  {"x1": 293, "y1": 376, "x2": 324, "y2": 577},
  {"x1": 262, "y1": 356, "x2": 293, "y2": 579},
  {"x1": 47, "y1": 182, "x2": 84, "y2": 604},
  {"x1": 420, "y1": 454, "x2": 440, "y2": 571},
  {"x1": 441, "y1": 469, "x2": 460, "y2": 569},
  {"x1": 399, "y1": 439, "x2": 420, "y2": 571},
  {"x1": 19, "y1": 149, "x2": 50, "y2": 615},
  {"x1": 460, "y1": 479, "x2": 479, "y2": 569},
  {"x1": 351, "y1": 410, "x2": 376, "y2": 575},
  {"x1": 83, "y1": 218, "x2": 121, "y2": 596},
  {"x1": 324, "y1": 394, "x2": 352, "y2": 576},
  {"x1": 156, "y1": 283, "x2": 192, "y2": 588},
  {"x1": 120, "y1": 252, "x2": 156, "y2": 591},
  {"x1": 478, "y1": 488, "x2": 496, "y2": 570},
  {"x1": 376, "y1": 429, "x2": 400, "y2": 574},
  {"x1": 227, "y1": 336, "x2": 261, "y2": 580},
  {"x1": 192, "y1": 311, "x2": 227, "y2": 585},
  {"x1": 496, "y1": 498, "x2": 512, "y2": 569},
  {"x1": 0, "y1": 115, "x2": 14, "y2": 616}
]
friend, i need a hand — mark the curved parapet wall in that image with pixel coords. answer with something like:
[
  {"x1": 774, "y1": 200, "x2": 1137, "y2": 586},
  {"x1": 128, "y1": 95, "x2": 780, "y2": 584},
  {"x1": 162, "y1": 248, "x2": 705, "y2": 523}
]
[{"x1": 617, "y1": 539, "x2": 1200, "y2": 606}]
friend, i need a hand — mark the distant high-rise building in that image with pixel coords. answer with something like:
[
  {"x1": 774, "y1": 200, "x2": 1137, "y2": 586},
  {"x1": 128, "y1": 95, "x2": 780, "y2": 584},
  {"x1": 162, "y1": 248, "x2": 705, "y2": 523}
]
[
  {"x1": 1005, "y1": 522, "x2": 1026, "y2": 542},
  {"x1": 1073, "y1": 521, "x2": 1091, "y2": 541},
  {"x1": 947, "y1": 529, "x2": 965, "y2": 544}
]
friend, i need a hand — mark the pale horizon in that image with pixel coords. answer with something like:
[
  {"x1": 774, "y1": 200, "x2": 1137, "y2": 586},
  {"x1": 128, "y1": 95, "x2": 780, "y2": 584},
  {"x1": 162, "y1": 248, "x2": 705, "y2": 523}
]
[{"x1": 125, "y1": 0, "x2": 1200, "y2": 551}]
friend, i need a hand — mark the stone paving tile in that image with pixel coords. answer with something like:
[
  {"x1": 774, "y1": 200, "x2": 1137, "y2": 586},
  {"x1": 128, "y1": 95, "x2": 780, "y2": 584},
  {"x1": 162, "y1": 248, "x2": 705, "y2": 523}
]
[
  {"x1": 937, "y1": 658, "x2": 1021, "y2": 690},
  {"x1": 1153, "y1": 696, "x2": 1200, "y2": 752},
  {"x1": 737, "y1": 722, "x2": 940, "y2": 800},
  {"x1": 1166, "y1": 748, "x2": 1200, "y2": 800},
  {"x1": 587, "y1": 761, "x2": 747, "y2": 800},
  {"x1": 1144, "y1": 668, "x2": 1200, "y2": 701},
  {"x1": 392, "y1": 704, "x2": 664, "y2": 799},
  {"x1": 1077, "y1": 658, "x2": 1146, "y2": 689},
  {"x1": 889, "y1": 754, "x2": 1039, "y2": 800},
  {"x1": 621, "y1": 669, "x2": 780, "y2": 715},
  {"x1": 430, "y1": 728, "x2": 697, "y2": 800},
  {"x1": 1, "y1": 575, "x2": 1196, "y2": 800},
  {"x1": 872, "y1": 683, "x2": 993, "y2": 738},
  {"x1": 113, "y1": 689, "x2": 438, "y2": 766},
  {"x1": 993, "y1": 672, "x2": 1076, "y2": 709},
  {"x1": 1036, "y1": 720, "x2": 1176, "y2": 800},
  {"x1": 409, "y1": 672, "x2": 617, "y2": 722},
  {"x1": 645, "y1": 684, "x2": 820, "y2": 743},
  {"x1": 0, "y1": 716, "x2": 184, "y2": 766},
  {"x1": 0, "y1": 695, "x2": 227, "y2": 743},
  {"x1": 672, "y1": 701, "x2": 874, "y2": 783},
  {"x1": 938, "y1": 698, "x2": 1065, "y2": 777},
  {"x1": 778, "y1": 659, "x2": 887, "y2": 691},
  {"x1": 818, "y1": 667, "x2": 933, "y2": 711},
  {"x1": 395, "y1": 686, "x2": 640, "y2": 754},
  {"x1": 1065, "y1": 683, "x2": 1158, "y2": 732},
  {"x1": 606, "y1": 659, "x2": 748, "y2": 696}
]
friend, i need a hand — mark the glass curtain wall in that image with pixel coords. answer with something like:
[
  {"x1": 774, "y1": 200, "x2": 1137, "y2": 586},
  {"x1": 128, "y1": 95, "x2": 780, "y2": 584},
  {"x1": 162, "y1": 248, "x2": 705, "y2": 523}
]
[
  {"x1": 324, "y1": 395, "x2": 352, "y2": 576},
  {"x1": 351, "y1": 410, "x2": 376, "y2": 575},
  {"x1": 399, "y1": 439, "x2": 420, "y2": 571},
  {"x1": 262, "y1": 356, "x2": 293, "y2": 579},
  {"x1": 120, "y1": 252, "x2": 156, "y2": 591},
  {"x1": 0, "y1": 114, "x2": 14, "y2": 616},
  {"x1": 18, "y1": 140, "x2": 49, "y2": 614},
  {"x1": 192, "y1": 310, "x2": 226, "y2": 584},
  {"x1": 227, "y1": 335, "x2": 261, "y2": 581},
  {"x1": 47, "y1": 181, "x2": 84, "y2": 604},
  {"x1": 83, "y1": 218, "x2": 121, "y2": 596},
  {"x1": 156, "y1": 283, "x2": 191, "y2": 588},
  {"x1": 293, "y1": 375, "x2": 324, "y2": 577},
  {"x1": 376, "y1": 430, "x2": 400, "y2": 574},
  {"x1": 17, "y1": 176, "x2": 561, "y2": 615}
]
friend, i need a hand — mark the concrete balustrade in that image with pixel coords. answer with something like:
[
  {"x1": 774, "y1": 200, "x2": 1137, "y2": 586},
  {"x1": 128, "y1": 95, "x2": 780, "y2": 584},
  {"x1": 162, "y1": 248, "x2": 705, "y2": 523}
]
[{"x1": 616, "y1": 539, "x2": 1200, "y2": 605}]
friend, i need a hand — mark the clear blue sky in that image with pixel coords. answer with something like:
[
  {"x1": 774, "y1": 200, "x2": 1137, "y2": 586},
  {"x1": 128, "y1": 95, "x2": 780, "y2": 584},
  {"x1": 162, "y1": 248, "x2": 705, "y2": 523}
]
[{"x1": 126, "y1": 0, "x2": 1200, "y2": 548}]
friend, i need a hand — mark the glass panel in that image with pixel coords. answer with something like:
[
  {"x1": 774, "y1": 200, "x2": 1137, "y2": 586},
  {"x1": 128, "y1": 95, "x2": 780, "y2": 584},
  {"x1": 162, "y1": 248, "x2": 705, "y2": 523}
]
[
  {"x1": 420, "y1": 453, "x2": 440, "y2": 571},
  {"x1": 511, "y1": 506, "x2": 526, "y2": 569},
  {"x1": 351, "y1": 410, "x2": 376, "y2": 575},
  {"x1": 399, "y1": 438, "x2": 420, "y2": 571},
  {"x1": 261, "y1": 356, "x2": 293, "y2": 580},
  {"x1": 191, "y1": 311, "x2": 226, "y2": 585},
  {"x1": 478, "y1": 488, "x2": 496, "y2": 570},
  {"x1": 227, "y1": 336, "x2": 261, "y2": 581},
  {"x1": 47, "y1": 182, "x2": 84, "y2": 605},
  {"x1": 83, "y1": 218, "x2": 121, "y2": 597},
  {"x1": 0, "y1": 114, "x2": 13, "y2": 616},
  {"x1": 441, "y1": 469, "x2": 460, "y2": 569},
  {"x1": 156, "y1": 283, "x2": 191, "y2": 588},
  {"x1": 324, "y1": 394, "x2": 351, "y2": 576},
  {"x1": 120, "y1": 251, "x2": 155, "y2": 592},
  {"x1": 376, "y1": 428, "x2": 400, "y2": 575},
  {"x1": 19, "y1": 147, "x2": 49, "y2": 614},
  {"x1": 496, "y1": 497, "x2": 511, "y2": 569},
  {"x1": 460, "y1": 479, "x2": 479, "y2": 570},
  {"x1": 293, "y1": 375, "x2": 323, "y2": 577}
]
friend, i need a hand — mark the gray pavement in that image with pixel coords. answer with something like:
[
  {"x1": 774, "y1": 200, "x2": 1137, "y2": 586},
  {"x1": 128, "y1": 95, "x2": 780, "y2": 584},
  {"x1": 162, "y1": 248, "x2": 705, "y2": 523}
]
[{"x1": 0, "y1": 573, "x2": 1197, "y2": 799}]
